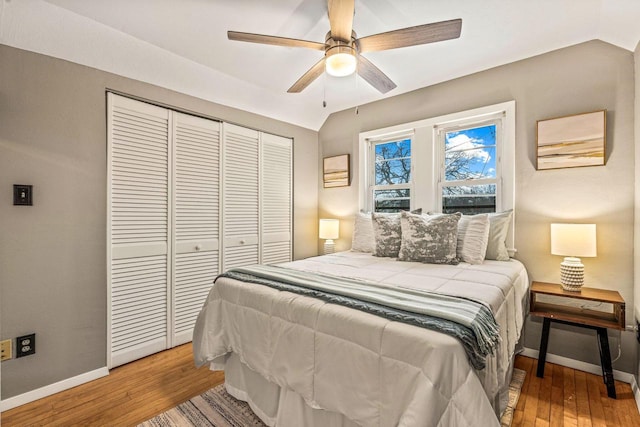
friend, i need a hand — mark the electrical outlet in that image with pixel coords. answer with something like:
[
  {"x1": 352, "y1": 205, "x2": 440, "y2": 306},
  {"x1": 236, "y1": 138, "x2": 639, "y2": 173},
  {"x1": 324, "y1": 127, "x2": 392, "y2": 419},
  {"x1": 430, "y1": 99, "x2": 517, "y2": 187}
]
[
  {"x1": 1, "y1": 339, "x2": 12, "y2": 361},
  {"x1": 16, "y1": 333, "x2": 35, "y2": 358}
]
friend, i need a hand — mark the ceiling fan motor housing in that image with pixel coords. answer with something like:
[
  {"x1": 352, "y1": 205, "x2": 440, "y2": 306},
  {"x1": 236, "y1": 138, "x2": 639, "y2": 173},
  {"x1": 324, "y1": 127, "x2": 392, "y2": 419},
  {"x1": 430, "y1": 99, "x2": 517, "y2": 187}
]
[{"x1": 324, "y1": 31, "x2": 358, "y2": 77}]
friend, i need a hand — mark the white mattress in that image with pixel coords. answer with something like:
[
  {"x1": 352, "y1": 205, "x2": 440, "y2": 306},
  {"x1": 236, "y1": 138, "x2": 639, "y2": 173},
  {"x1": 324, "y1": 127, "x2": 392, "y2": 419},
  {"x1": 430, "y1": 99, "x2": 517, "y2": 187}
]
[{"x1": 193, "y1": 251, "x2": 529, "y2": 427}]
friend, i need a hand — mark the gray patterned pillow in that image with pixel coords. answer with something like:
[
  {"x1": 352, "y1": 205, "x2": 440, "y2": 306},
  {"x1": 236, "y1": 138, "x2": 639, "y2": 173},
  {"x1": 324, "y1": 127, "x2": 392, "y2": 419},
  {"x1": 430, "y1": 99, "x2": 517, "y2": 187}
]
[
  {"x1": 398, "y1": 211, "x2": 461, "y2": 264},
  {"x1": 371, "y1": 209, "x2": 422, "y2": 257},
  {"x1": 371, "y1": 213, "x2": 403, "y2": 257}
]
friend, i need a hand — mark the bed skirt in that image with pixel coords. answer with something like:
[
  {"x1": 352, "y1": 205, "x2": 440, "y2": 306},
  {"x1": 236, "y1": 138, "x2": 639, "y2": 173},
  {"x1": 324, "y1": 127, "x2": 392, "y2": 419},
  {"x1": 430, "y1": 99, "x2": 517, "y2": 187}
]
[
  {"x1": 215, "y1": 351, "x2": 518, "y2": 427},
  {"x1": 221, "y1": 352, "x2": 360, "y2": 426}
]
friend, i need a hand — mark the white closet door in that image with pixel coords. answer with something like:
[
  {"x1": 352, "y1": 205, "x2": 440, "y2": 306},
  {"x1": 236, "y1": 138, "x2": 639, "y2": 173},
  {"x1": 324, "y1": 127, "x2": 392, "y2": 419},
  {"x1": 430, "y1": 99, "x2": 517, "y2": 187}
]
[
  {"x1": 172, "y1": 113, "x2": 220, "y2": 345},
  {"x1": 261, "y1": 133, "x2": 292, "y2": 265},
  {"x1": 108, "y1": 93, "x2": 170, "y2": 368},
  {"x1": 222, "y1": 123, "x2": 259, "y2": 271}
]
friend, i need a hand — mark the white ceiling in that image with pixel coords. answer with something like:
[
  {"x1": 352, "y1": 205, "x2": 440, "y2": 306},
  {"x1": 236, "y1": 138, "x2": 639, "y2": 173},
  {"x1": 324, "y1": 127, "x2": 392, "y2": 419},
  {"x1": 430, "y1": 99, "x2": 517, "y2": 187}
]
[{"x1": 1, "y1": 0, "x2": 639, "y2": 130}]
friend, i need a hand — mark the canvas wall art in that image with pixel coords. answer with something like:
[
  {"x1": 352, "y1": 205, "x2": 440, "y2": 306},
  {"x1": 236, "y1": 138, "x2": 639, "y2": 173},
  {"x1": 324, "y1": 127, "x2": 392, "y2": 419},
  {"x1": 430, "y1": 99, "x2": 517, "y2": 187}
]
[
  {"x1": 536, "y1": 110, "x2": 606, "y2": 170},
  {"x1": 323, "y1": 154, "x2": 350, "y2": 188}
]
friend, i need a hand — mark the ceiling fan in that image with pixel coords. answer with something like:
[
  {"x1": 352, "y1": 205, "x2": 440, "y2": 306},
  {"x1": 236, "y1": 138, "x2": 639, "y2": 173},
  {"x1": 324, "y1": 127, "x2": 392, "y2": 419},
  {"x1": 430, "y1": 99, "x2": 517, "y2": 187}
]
[{"x1": 227, "y1": 0, "x2": 462, "y2": 94}]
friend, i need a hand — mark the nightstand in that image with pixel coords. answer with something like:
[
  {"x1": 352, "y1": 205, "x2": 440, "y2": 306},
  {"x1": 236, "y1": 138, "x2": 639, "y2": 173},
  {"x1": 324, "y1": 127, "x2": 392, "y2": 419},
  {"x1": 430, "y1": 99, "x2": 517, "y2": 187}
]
[{"x1": 529, "y1": 281, "x2": 625, "y2": 399}]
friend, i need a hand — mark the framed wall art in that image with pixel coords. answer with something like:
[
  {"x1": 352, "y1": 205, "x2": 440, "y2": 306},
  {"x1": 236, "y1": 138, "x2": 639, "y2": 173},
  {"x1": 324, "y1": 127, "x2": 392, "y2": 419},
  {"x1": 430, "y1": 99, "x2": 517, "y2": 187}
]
[
  {"x1": 536, "y1": 110, "x2": 606, "y2": 170},
  {"x1": 323, "y1": 154, "x2": 350, "y2": 188}
]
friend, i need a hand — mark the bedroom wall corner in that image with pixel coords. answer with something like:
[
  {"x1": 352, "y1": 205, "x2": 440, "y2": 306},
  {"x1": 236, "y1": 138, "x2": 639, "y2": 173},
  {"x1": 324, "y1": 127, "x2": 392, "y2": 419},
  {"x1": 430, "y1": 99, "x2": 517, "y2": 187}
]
[
  {"x1": 0, "y1": 44, "x2": 319, "y2": 401},
  {"x1": 633, "y1": 38, "x2": 640, "y2": 385},
  {"x1": 318, "y1": 40, "x2": 638, "y2": 374}
]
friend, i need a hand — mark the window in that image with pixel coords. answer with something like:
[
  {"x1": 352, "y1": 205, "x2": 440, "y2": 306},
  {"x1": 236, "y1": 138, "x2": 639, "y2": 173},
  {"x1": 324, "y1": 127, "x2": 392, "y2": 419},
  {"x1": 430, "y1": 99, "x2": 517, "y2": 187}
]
[
  {"x1": 438, "y1": 118, "x2": 502, "y2": 215},
  {"x1": 359, "y1": 101, "x2": 515, "y2": 245},
  {"x1": 370, "y1": 137, "x2": 412, "y2": 212}
]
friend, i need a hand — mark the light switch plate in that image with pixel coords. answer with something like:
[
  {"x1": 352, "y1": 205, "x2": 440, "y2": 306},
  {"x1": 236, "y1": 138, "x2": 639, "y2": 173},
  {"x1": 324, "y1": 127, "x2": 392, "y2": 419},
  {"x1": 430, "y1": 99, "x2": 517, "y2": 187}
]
[{"x1": 13, "y1": 184, "x2": 33, "y2": 206}]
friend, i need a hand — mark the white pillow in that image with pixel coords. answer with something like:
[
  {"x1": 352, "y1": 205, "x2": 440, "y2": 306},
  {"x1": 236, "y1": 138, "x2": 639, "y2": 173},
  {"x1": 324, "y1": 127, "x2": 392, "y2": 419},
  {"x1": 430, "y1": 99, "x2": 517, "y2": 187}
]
[
  {"x1": 351, "y1": 212, "x2": 375, "y2": 252},
  {"x1": 457, "y1": 214, "x2": 490, "y2": 264},
  {"x1": 485, "y1": 210, "x2": 513, "y2": 261}
]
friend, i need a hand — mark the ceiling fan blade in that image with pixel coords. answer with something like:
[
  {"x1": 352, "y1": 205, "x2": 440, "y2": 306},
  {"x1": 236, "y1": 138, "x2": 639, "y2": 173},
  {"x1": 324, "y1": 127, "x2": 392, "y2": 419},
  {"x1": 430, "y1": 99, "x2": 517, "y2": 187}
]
[
  {"x1": 357, "y1": 18, "x2": 462, "y2": 52},
  {"x1": 288, "y1": 58, "x2": 326, "y2": 93},
  {"x1": 328, "y1": 0, "x2": 355, "y2": 42},
  {"x1": 357, "y1": 55, "x2": 396, "y2": 94},
  {"x1": 228, "y1": 31, "x2": 325, "y2": 51}
]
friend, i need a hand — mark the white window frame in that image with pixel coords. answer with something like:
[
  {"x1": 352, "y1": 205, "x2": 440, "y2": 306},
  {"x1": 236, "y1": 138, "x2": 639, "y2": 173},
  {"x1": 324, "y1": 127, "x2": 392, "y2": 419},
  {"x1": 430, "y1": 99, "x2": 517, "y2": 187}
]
[
  {"x1": 359, "y1": 101, "x2": 516, "y2": 251},
  {"x1": 435, "y1": 114, "x2": 504, "y2": 213},
  {"x1": 367, "y1": 133, "x2": 414, "y2": 212}
]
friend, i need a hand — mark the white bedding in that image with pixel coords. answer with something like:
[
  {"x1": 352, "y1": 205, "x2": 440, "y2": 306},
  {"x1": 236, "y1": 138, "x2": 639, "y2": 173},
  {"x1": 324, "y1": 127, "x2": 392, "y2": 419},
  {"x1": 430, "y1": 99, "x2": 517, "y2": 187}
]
[{"x1": 193, "y1": 251, "x2": 529, "y2": 427}]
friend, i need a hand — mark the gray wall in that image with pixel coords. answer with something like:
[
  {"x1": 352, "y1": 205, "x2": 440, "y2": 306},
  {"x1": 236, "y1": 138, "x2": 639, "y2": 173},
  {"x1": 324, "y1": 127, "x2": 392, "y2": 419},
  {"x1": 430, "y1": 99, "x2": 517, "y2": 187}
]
[
  {"x1": 319, "y1": 40, "x2": 637, "y2": 373},
  {"x1": 0, "y1": 44, "x2": 318, "y2": 399}
]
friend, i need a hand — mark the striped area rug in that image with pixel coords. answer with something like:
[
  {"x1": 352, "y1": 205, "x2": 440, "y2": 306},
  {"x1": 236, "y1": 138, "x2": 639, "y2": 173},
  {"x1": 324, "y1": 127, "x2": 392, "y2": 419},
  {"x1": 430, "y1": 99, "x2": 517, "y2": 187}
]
[
  {"x1": 139, "y1": 369, "x2": 526, "y2": 427},
  {"x1": 501, "y1": 368, "x2": 526, "y2": 427},
  {"x1": 138, "y1": 384, "x2": 265, "y2": 427}
]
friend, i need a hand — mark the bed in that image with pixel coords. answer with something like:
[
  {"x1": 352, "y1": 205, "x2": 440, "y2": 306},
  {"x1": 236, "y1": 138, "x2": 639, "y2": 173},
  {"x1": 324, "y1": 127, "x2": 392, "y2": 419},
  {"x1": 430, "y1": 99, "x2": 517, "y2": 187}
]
[{"x1": 193, "y1": 249, "x2": 529, "y2": 427}]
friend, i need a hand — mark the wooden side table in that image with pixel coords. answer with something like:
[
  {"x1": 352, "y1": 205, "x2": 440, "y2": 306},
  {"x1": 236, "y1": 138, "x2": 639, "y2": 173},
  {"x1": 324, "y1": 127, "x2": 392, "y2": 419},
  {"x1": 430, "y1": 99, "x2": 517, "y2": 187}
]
[{"x1": 529, "y1": 281, "x2": 625, "y2": 399}]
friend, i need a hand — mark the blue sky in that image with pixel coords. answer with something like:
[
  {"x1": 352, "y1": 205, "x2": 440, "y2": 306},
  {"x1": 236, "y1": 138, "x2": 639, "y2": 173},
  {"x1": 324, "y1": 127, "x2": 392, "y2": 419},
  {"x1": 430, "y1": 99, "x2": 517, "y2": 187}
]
[{"x1": 445, "y1": 125, "x2": 496, "y2": 181}]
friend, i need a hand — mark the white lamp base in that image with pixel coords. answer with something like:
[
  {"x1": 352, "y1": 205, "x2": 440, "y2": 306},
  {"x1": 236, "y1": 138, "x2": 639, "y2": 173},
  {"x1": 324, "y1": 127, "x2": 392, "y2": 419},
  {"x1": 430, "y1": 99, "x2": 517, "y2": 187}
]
[
  {"x1": 323, "y1": 239, "x2": 335, "y2": 255},
  {"x1": 560, "y1": 256, "x2": 584, "y2": 292}
]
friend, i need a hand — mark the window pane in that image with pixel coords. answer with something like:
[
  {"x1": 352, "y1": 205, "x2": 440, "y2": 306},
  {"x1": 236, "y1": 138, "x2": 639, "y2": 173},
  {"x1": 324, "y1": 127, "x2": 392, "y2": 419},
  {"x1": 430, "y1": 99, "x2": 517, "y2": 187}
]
[
  {"x1": 375, "y1": 139, "x2": 411, "y2": 159},
  {"x1": 375, "y1": 159, "x2": 411, "y2": 185},
  {"x1": 375, "y1": 139, "x2": 411, "y2": 185},
  {"x1": 374, "y1": 189, "x2": 410, "y2": 213},
  {"x1": 442, "y1": 184, "x2": 496, "y2": 214},
  {"x1": 445, "y1": 125, "x2": 496, "y2": 181}
]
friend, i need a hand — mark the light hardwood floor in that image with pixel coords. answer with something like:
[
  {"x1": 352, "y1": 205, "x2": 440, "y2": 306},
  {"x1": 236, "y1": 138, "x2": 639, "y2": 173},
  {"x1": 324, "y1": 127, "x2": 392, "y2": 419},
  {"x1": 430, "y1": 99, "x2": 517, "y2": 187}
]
[
  {"x1": 513, "y1": 356, "x2": 640, "y2": 427},
  {"x1": 2, "y1": 346, "x2": 639, "y2": 426},
  {"x1": 1, "y1": 344, "x2": 223, "y2": 426}
]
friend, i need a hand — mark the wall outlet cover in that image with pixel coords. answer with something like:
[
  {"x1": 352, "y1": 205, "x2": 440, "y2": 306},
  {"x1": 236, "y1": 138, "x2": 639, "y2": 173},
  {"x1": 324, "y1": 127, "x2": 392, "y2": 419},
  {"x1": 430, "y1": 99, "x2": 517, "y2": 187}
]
[{"x1": 16, "y1": 333, "x2": 35, "y2": 358}]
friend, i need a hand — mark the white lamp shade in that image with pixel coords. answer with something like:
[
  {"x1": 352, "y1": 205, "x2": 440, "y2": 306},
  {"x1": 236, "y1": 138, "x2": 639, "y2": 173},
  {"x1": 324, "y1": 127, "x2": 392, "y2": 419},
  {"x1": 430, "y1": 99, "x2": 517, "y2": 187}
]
[
  {"x1": 325, "y1": 45, "x2": 357, "y2": 77},
  {"x1": 319, "y1": 219, "x2": 339, "y2": 240},
  {"x1": 550, "y1": 223, "x2": 597, "y2": 257}
]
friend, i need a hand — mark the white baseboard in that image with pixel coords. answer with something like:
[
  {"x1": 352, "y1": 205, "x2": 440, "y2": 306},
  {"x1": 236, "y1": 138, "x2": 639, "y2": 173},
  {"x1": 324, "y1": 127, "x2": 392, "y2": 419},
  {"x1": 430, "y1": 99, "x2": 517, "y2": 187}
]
[
  {"x1": 631, "y1": 375, "x2": 640, "y2": 414},
  {"x1": 521, "y1": 347, "x2": 635, "y2": 383},
  {"x1": 0, "y1": 367, "x2": 109, "y2": 412}
]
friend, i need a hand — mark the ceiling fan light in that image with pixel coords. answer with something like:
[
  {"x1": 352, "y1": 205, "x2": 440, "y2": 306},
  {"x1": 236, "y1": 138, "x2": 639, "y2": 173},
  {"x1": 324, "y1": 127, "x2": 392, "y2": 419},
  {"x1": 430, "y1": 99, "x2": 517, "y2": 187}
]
[{"x1": 325, "y1": 47, "x2": 357, "y2": 77}]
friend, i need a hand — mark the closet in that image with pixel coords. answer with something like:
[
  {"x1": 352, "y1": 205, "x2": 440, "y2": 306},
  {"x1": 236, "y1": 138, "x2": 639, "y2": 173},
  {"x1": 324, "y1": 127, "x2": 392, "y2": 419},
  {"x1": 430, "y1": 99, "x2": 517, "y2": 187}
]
[{"x1": 107, "y1": 93, "x2": 292, "y2": 368}]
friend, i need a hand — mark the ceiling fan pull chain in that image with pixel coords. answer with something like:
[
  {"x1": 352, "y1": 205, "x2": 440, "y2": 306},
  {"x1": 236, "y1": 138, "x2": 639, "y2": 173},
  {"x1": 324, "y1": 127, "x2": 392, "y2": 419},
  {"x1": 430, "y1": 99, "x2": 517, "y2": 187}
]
[
  {"x1": 323, "y1": 73, "x2": 327, "y2": 108},
  {"x1": 355, "y1": 72, "x2": 359, "y2": 115}
]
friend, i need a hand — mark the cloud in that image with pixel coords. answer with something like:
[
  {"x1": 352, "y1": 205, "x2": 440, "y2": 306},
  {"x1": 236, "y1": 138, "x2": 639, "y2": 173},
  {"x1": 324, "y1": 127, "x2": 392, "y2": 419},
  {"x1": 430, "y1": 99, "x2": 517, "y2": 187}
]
[{"x1": 446, "y1": 134, "x2": 491, "y2": 162}]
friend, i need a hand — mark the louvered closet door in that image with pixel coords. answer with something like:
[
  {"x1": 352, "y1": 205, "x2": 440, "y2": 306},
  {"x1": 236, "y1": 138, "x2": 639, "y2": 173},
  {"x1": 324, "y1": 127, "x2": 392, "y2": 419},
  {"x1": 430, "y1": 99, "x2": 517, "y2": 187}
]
[
  {"x1": 108, "y1": 93, "x2": 170, "y2": 368},
  {"x1": 261, "y1": 133, "x2": 292, "y2": 265},
  {"x1": 172, "y1": 113, "x2": 220, "y2": 345},
  {"x1": 222, "y1": 123, "x2": 259, "y2": 271}
]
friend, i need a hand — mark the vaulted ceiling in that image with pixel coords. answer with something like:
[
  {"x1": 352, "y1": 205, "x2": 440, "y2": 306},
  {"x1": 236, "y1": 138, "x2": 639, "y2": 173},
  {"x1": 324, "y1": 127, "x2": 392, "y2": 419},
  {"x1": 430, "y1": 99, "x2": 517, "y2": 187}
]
[{"x1": 2, "y1": 0, "x2": 639, "y2": 130}]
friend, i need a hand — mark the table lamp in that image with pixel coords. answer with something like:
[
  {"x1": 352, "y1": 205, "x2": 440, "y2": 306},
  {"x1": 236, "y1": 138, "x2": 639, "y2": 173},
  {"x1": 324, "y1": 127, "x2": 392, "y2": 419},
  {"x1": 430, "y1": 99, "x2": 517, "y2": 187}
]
[
  {"x1": 319, "y1": 219, "x2": 339, "y2": 255},
  {"x1": 550, "y1": 223, "x2": 597, "y2": 291}
]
